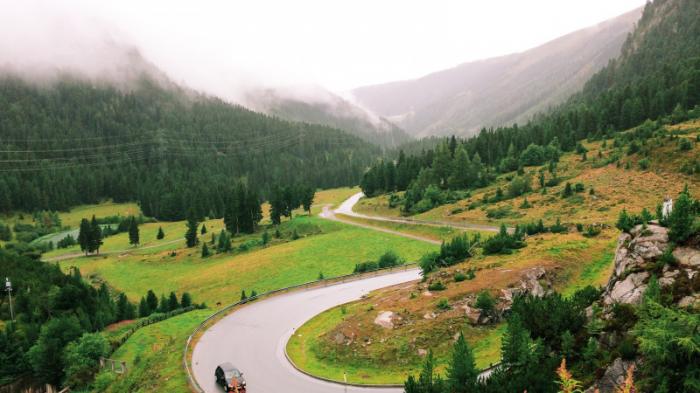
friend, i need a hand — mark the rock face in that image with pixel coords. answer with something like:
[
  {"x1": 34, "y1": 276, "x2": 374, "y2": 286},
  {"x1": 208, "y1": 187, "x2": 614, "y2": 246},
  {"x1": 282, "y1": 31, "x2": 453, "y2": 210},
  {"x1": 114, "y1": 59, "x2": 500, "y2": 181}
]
[
  {"x1": 584, "y1": 358, "x2": 637, "y2": 393},
  {"x1": 500, "y1": 267, "x2": 553, "y2": 310},
  {"x1": 601, "y1": 224, "x2": 669, "y2": 306},
  {"x1": 587, "y1": 225, "x2": 700, "y2": 391}
]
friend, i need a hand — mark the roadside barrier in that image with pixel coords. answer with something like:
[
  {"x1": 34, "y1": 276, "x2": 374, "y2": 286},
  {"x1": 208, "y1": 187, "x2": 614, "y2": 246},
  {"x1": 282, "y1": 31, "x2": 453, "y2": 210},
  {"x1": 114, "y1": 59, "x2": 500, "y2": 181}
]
[{"x1": 183, "y1": 262, "x2": 419, "y2": 393}]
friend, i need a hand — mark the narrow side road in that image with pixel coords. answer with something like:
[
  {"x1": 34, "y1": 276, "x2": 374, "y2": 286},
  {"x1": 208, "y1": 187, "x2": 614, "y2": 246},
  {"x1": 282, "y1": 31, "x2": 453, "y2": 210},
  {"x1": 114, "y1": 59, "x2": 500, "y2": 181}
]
[{"x1": 324, "y1": 192, "x2": 502, "y2": 234}]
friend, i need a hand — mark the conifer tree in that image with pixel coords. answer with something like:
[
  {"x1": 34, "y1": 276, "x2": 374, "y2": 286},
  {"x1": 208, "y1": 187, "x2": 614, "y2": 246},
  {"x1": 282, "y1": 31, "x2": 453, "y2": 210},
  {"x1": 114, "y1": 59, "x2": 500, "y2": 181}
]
[
  {"x1": 156, "y1": 226, "x2": 165, "y2": 240},
  {"x1": 138, "y1": 297, "x2": 149, "y2": 317},
  {"x1": 78, "y1": 218, "x2": 91, "y2": 255},
  {"x1": 201, "y1": 223, "x2": 207, "y2": 235},
  {"x1": 447, "y1": 332, "x2": 478, "y2": 393},
  {"x1": 89, "y1": 215, "x2": 103, "y2": 254},
  {"x1": 201, "y1": 242, "x2": 211, "y2": 258},
  {"x1": 185, "y1": 213, "x2": 199, "y2": 248},
  {"x1": 168, "y1": 292, "x2": 179, "y2": 311},
  {"x1": 128, "y1": 216, "x2": 139, "y2": 246},
  {"x1": 146, "y1": 290, "x2": 159, "y2": 313},
  {"x1": 301, "y1": 187, "x2": 315, "y2": 215},
  {"x1": 668, "y1": 186, "x2": 695, "y2": 243},
  {"x1": 180, "y1": 292, "x2": 192, "y2": 308}
]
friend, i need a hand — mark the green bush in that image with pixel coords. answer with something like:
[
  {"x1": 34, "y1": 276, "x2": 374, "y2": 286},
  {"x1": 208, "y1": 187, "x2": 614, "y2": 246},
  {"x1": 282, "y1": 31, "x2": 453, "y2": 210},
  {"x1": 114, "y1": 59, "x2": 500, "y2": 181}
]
[
  {"x1": 428, "y1": 281, "x2": 447, "y2": 291},
  {"x1": 436, "y1": 298, "x2": 450, "y2": 310},
  {"x1": 475, "y1": 290, "x2": 496, "y2": 315}
]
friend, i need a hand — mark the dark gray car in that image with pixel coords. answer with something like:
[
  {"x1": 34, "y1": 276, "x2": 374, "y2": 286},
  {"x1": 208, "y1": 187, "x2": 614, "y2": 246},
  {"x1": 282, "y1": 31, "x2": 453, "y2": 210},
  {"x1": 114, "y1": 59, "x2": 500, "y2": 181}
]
[{"x1": 215, "y1": 362, "x2": 246, "y2": 392}]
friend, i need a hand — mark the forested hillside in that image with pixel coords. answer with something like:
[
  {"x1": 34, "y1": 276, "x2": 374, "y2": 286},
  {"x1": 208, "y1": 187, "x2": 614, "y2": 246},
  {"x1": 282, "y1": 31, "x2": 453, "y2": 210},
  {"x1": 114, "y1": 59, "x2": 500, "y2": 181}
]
[
  {"x1": 362, "y1": 0, "x2": 700, "y2": 208},
  {"x1": 0, "y1": 76, "x2": 380, "y2": 220}
]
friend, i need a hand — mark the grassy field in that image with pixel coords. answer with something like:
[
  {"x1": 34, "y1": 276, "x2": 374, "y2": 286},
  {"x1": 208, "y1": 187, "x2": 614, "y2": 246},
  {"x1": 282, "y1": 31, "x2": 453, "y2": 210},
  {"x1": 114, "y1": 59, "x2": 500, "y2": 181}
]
[{"x1": 57, "y1": 215, "x2": 437, "y2": 308}]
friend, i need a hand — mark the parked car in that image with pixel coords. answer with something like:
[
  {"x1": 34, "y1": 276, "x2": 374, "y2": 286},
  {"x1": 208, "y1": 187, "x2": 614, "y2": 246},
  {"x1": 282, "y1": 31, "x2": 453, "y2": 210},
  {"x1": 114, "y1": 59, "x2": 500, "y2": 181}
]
[{"x1": 215, "y1": 362, "x2": 247, "y2": 392}]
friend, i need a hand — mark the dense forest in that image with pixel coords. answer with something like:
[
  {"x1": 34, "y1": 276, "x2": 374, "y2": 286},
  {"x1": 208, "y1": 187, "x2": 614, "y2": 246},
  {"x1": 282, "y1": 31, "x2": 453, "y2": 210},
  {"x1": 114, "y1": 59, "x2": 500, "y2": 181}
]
[
  {"x1": 0, "y1": 250, "x2": 200, "y2": 387},
  {"x1": 362, "y1": 0, "x2": 700, "y2": 207},
  {"x1": 0, "y1": 76, "x2": 379, "y2": 220}
]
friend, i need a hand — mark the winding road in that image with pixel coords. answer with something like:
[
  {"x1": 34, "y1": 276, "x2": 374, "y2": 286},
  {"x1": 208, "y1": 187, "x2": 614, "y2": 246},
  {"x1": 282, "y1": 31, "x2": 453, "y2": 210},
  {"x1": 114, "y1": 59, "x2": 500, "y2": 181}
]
[
  {"x1": 190, "y1": 192, "x2": 497, "y2": 392},
  {"x1": 191, "y1": 269, "x2": 420, "y2": 393}
]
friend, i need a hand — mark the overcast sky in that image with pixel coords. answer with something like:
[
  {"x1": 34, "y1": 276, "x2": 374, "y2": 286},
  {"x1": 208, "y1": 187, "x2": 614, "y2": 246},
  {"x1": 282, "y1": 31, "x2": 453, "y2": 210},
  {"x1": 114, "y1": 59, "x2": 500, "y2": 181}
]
[{"x1": 1, "y1": 0, "x2": 647, "y2": 97}]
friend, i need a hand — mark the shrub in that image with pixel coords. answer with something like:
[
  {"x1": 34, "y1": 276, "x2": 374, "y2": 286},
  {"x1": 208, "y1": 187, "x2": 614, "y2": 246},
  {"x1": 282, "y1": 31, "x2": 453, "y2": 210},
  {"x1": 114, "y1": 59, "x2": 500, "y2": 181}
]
[
  {"x1": 486, "y1": 205, "x2": 517, "y2": 219},
  {"x1": 428, "y1": 281, "x2": 447, "y2": 291},
  {"x1": 475, "y1": 290, "x2": 496, "y2": 315},
  {"x1": 678, "y1": 138, "x2": 693, "y2": 151},
  {"x1": 378, "y1": 250, "x2": 402, "y2": 269},
  {"x1": 519, "y1": 197, "x2": 532, "y2": 209},
  {"x1": 550, "y1": 218, "x2": 568, "y2": 234},
  {"x1": 354, "y1": 261, "x2": 379, "y2": 273},
  {"x1": 507, "y1": 175, "x2": 532, "y2": 198},
  {"x1": 574, "y1": 183, "x2": 585, "y2": 193},
  {"x1": 436, "y1": 298, "x2": 450, "y2": 310},
  {"x1": 561, "y1": 182, "x2": 573, "y2": 198},
  {"x1": 576, "y1": 223, "x2": 584, "y2": 232},
  {"x1": 583, "y1": 226, "x2": 601, "y2": 238},
  {"x1": 482, "y1": 224, "x2": 525, "y2": 255},
  {"x1": 454, "y1": 272, "x2": 466, "y2": 282},
  {"x1": 638, "y1": 158, "x2": 650, "y2": 170}
]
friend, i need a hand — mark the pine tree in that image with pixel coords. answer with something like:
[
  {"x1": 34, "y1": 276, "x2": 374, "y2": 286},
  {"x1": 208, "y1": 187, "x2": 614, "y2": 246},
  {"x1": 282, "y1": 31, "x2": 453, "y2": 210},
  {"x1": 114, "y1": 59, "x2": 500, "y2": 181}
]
[
  {"x1": 168, "y1": 292, "x2": 179, "y2": 311},
  {"x1": 185, "y1": 213, "x2": 199, "y2": 248},
  {"x1": 201, "y1": 243, "x2": 211, "y2": 258},
  {"x1": 447, "y1": 332, "x2": 477, "y2": 393},
  {"x1": 180, "y1": 292, "x2": 192, "y2": 308},
  {"x1": 116, "y1": 293, "x2": 133, "y2": 321},
  {"x1": 201, "y1": 223, "x2": 207, "y2": 235},
  {"x1": 138, "y1": 297, "x2": 149, "y2": 317},
  {"x1": 301, "y1": 187, "x2": 315, "y2": 215},
  {"x1": 240, "y1": 290, "x2": 247, "y2": 301},
  {"x1": 128, "y1": 216, "x2": 139, "y2": 246},
  {"x1": 668, "y1": 186, "x2": 695, "y2": 243},
  {"x1": 146, "y1": 290, "x2": 159, "y2": 314},
  {"x1": 158, "y1": 294, "x2": 168, "y2": 313},
  {"x1": 616, "y1": 209, "x2": 634, "y2": 233},
  {"x1": 89, "y1": 215, "x2": 103, "y2": 254},
  {"x1": 156, "y1": 226, "x2": 165, "y2": 240},
  {"x1": 78, "y1": 218, "x2": 91, "y2": 255}
]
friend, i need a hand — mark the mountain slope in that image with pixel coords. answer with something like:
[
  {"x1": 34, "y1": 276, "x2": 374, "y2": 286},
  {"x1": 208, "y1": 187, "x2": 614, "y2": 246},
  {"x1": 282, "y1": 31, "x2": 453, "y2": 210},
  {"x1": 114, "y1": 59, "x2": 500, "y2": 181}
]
[
  {"x1": 244, "y1": 86, "x2": 412, "y2": 148},
  {"x1": 0, "y1": 53, "x2": 380, "y2": 220},
  {"x1": 352, "y1": 7, "x2": 642, "y2": 137}
]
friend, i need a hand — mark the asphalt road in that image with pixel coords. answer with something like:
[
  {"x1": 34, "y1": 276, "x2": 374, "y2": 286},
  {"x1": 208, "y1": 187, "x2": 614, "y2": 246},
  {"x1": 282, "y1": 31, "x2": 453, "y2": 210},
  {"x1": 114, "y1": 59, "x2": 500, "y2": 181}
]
[
  {"x1": 191, "y1": 269, "x2": 421, "y2": 393},
  {"x1": 334, "y1": 192, "x2": 502, "y2": 233}
]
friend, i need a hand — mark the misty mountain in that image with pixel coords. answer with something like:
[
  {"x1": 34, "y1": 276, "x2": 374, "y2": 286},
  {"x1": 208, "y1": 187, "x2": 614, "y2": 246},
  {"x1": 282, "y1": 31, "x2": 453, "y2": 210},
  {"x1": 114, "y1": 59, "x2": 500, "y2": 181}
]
[
  {"x1": 0, "y1": 50, "x2": 380, "y2": 220},
  {"x1": 243, "y1": 86, "x2": 412, "y2": 148},
  {"x1": 352, "y1": 7, "x2": 643, "y2": 137}
]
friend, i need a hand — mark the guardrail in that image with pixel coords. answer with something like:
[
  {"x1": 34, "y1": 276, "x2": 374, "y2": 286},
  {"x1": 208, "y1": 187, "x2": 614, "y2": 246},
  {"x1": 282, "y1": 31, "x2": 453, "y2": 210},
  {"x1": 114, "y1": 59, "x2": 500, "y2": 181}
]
[{"x1": 183, "y1": 262, "x2": 419, "y2": 393}]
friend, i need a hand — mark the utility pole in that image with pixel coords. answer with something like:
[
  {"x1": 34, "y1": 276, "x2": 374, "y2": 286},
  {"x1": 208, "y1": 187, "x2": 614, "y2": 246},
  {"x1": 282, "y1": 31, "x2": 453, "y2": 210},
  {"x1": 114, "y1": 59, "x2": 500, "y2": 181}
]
[{"x1": 5, "y1": 277, "x2": 14, "y2": 322}]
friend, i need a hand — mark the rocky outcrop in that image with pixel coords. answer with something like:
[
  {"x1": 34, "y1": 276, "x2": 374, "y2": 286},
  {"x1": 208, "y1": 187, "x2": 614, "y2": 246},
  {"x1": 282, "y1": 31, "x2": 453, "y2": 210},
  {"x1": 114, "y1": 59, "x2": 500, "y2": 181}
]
[
  {"x1": 587, "y1": 224, "x2": 700, "y2": 391},
  {"x1": 500, "y1": 267, "x2": 553, "y2": 309},
  {"x1": 584, "y1": 358, "x2": 637, "y2": 393},
  {"x1": 601, "y1": 224, "x2": 669, "y2": 306}
]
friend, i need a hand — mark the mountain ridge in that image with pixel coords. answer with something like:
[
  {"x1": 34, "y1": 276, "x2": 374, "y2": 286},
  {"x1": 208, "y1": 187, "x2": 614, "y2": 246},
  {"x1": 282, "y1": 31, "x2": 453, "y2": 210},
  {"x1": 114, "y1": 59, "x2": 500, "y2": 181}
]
[{"x1": 352, "y1": 7, "x2": 643, "y2": 137}]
